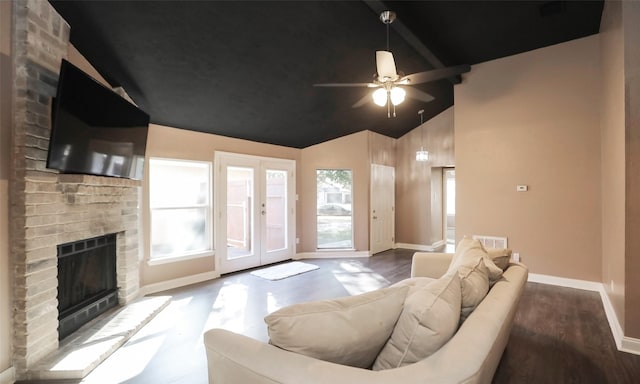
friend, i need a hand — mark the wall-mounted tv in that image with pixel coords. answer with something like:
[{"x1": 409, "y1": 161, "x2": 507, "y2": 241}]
[{"x1": 47, "y1": 59, "x2": 149, "y2": 180}]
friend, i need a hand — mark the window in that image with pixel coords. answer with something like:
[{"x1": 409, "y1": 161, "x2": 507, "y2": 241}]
[
  {"x1": 149, "y1": 158, "x2": 212, "y2": 261},
  {"x1": 317, "y1": 169, "x2": 353, "y2": 249}
]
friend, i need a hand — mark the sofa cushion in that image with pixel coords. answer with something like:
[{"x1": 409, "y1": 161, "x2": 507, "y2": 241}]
[
  {"x1": 372, "y1": 273, "x2": 461, "y2": 370},
  {"x1": 486, "y1": 247, "x2": 512, "y2": 270},
  {"x1": 264, "y1": 285, "x2": 409, "y2": 369},
  {"x1": 390, "y1": 276, "x2": 435, "y2": 295},
  {"x1": 449, "y1": 237, "x2": 503, "y2": 282},
  {"x1": 458, "y1": 258, "x2": 490, "y2": 322}
]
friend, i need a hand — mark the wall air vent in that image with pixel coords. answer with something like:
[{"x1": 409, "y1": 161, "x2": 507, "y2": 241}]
[{"x1": 472, "y1": 235, "x2": 508, "y2": 249}]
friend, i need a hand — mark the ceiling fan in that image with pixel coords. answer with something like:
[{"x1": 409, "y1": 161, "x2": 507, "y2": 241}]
[{"x1": 314, "y1": 10, "x2": 471, "y2": 118}]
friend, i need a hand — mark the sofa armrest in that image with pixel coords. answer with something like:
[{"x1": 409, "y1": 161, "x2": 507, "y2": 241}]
[
  {"x1": 204, "y1": 329, "x2": 379, "y2": 383},
  {"x1": 410, "y1": 252, "x2": 453, "y2": 278}
]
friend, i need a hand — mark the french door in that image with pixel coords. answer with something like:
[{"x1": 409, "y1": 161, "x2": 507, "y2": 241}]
[{"x1": 215, "y1": 152, "x2": 295, "y2": 274}]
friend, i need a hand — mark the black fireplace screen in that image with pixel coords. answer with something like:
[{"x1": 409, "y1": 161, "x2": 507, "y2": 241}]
[{"x1": 57, "y1": 233, "x2": 118, "y2": 339}]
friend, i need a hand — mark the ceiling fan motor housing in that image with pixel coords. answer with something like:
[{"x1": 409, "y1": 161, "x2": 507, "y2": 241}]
[{"x1": 379, "y1": 11, "x2": 396, "y2": 24}]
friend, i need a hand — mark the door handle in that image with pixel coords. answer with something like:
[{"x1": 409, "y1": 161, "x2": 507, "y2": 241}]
[{"x1": 373, "y1": 216, "x2": 378, "y2": 219}]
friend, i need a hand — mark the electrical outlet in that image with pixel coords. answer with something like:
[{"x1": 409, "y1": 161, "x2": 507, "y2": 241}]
[
  {"x1": 512, "y1": 252, "x2": 520, "y2": 262},
  {"x1": 296, "y1": 237, "x2": 300, "y2": 244},
  {"x1": 611, "y1": 280, "x2": 614, "y2": 292}
]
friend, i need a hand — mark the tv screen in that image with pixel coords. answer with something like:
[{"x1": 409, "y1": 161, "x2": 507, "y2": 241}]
[{"x1": 47, "y1": 59, "x2": 149, "y2": 180}]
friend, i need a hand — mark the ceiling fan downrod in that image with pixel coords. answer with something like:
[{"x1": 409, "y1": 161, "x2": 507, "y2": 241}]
[{"x1": 380, "y1": 11, "x2": 396, "y2": 52}]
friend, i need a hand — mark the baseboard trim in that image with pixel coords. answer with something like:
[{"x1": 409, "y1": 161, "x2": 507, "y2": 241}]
[
  {"x1": 139, "y1": 271, "x2": 220, "y2": 296},
  {"x1": 528, "y1": 273, "x2": 603, "y2": 291},
  {"x1": 0, "y1": 366, "x2": 15, "y2": 384},
  {"x1": 294, "y1": 250, "x2": 371, "y2": 259},
  {"x1": 395, "y1": 241, "x2": 445, "y2": 252},
  {"x1": 529, "y1": 272, "x2": 640, "y2": 356}
]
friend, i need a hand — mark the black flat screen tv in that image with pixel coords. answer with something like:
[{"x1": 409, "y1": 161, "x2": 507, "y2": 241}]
[{"x1": 46, "y1": 59, "x2": 149, "y2": 180}]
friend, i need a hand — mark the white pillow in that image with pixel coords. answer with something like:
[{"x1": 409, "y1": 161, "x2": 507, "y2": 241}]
[
  {"x1": 458, "y1": 258, "x2": 490, "y2": 322},
  {"x1": 372, "y1": 273, "x2": 461, "y2": 370},
  {"x1": 264, "y1": 285, "x2": 409, "y2": 369},
  {"x1": 486, "y1": 247, "x2": 512, "y2": 270},
  {"x1": 449, "y1": 237, "x2": 503, "y2": 282},
  {"x1": 390, "y1": 276, "x2": 435, "y2": 296}
]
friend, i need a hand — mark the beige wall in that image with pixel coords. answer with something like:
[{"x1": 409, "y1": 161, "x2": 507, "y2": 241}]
[
  {"x1": 600, "y1": 0, "x2": 626, "y2": 332},
  {"x1": 1, "y1": 0, "x2": 12, "y2": 376},
  {"x1": 368, "y1": 131, "x2": 396, "y2": 167},
  {"x1": 623, "y1": 0, "x2": 640, "y2": 339},
  {"x1": 300, "y1": 131, "x2": 370, "y2": 252},
  {"x1": 142, "y1": 124, "x2": 301, "y2": 286},
  {"x1": 455, "y1": 35, "x2": 602, "y2": 281},
  {"x1": 395, "y1": 107, "x2": 455, "y2": 247}
]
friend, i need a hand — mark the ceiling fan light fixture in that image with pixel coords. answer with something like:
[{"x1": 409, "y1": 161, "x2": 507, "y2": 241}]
[
  {"x1": 390, "y1": 87, "x2": 406, "y2": 105},
  {"x1": 372, "y1": 88, "x2": 388, "y2": 106}
]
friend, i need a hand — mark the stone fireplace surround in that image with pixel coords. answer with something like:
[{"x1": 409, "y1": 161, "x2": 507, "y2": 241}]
[{"x1": 9, "y1": 1, "x2": 142, "y2": 379}]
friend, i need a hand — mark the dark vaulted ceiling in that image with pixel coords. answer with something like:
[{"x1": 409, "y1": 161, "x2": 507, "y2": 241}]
[{"x1": 49, "y1": 0, "x2": 603, "y2": 149}]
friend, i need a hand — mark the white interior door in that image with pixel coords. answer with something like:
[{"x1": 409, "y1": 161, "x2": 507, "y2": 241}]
[
  {"x1": 370, "y1": 164, "x2": 395, "y2": 254},
  {"x1": 216, "y1": 152, "x2": 295, "y2": 274}
]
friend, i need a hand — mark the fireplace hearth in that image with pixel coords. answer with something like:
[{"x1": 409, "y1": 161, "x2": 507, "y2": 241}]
[{"x1": 57, "y1": 234, "x2": 118, "y2": 340}]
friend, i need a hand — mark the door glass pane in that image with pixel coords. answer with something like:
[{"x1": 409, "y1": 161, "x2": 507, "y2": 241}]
[
  {"x1": 266, "y1": 170, "x2": 287, "y2": 252},
  {"x1": 317, "y1": 169, "x2": 353, "y2": 249},
  {"x1": 227, "y1": 166, "x2": 254, "y2": 259}
]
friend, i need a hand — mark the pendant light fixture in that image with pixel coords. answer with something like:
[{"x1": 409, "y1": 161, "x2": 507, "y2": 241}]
[{"x1": 416, "y1": 109, "x2": 429, "y2": 162}]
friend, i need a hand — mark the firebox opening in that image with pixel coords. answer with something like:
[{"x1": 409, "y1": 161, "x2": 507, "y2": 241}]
[{"x1": 57, "y1": 233, "x2": 119, "y2": 340}]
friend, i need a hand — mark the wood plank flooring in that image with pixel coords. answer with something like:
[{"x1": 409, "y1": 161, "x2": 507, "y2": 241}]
[{"x1": 21, "y1": 249, "x2": 640, "y2": 383}]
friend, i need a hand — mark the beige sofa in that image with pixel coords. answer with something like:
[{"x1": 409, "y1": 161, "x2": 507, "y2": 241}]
[{"x1": 204, "y1": 252, "x2": 528, "y2": 384}]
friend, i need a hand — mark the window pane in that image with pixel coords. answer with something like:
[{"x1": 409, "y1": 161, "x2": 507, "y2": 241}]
[
  {"x1": 317, "y1": 169, "x2": 353, "y2": 249},
  {"x1": 150, "y1": 159, "x2": 210, "y2": 208},
  {"x1": 149, "y1": 158, "x2": 212, "y2": 260},
  {"x1": 151, "y1": 208, "x2": 209, "y2": 258}
]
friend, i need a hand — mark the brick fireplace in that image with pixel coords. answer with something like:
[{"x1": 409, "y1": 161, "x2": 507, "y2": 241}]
[{"x1": 9, "y1": 0, "x2": 142, "y2": 379}]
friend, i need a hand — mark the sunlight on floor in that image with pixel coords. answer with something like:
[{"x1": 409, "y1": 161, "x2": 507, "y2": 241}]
[
  {"x1": 333, "y1": 260, "x2": 390, "y2": 295},
  {"x1": 79, "y1": 297, "x2": 191, "y2": 383},
  {"x1": 205, "y1": 282, "x2": 248, "y2": 333},
  {"x1": 267, "y1": 291, "x2": 280, "y2": 313}
]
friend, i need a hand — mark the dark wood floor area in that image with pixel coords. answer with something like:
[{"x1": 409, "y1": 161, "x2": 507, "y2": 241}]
[
  {"x1": 494, "y1": 282, "x2": 640, "y2": 383},
  {"x1": 27, "y1": 249, "x2": 640, "y2": 383}
]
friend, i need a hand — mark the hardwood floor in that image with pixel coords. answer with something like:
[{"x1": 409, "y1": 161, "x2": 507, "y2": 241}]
[
  {"x1": 494, "y1": 282, "x2": 640, "y2": 383},
  {"x1": 25, "y1": 249, "x2": 640, "y2": 383}
]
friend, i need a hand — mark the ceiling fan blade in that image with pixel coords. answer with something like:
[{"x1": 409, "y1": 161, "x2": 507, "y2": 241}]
[
  {"x1": 405, "y1": 87, "x2": 435, "y2": 103},
  {"x1": 376, "y1": 51, "x2": 398, "y2": 81},
  {"x1": 313, "y1": 83, "x2": 376, "y2": 88},
  {"x1": 400, "y1": 64, "x2": 471, "y2": 85},
  {"x1": 351, "y1": 93, "x2": 371, "y2": 109}
]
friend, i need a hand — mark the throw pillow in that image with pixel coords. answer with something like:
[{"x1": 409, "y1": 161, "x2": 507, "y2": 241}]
[
  {"x1": 264, "y1": 285, "x2": 409, "y2": 369},
  {"x1": 390, "y1": 276, "x2": 435, "y2": 296},
  {"x1": 486, "y1": 247, "x2": 512, "y2": 270},
  {"x1": 372, "y1": 273, "x2": 461, "y2": 370},
  {"x1": 449, "y1": 237, "x2": 503, "y2": 282},
  {"x1": 458, "y1": 258, "x2": 490, "y2": 323}
]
